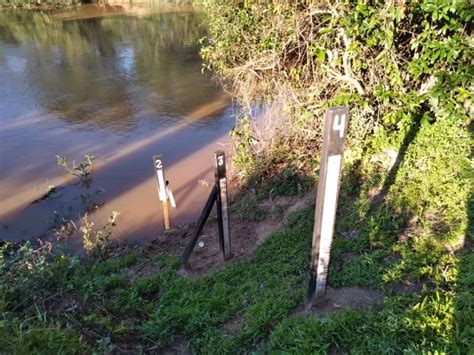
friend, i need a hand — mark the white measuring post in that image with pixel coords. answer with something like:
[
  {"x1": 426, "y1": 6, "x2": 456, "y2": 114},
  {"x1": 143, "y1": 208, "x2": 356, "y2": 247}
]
[
  {"x1": 153, "y1": 155, "x2": 171, "y2": 230},
  {"x1": 214, "y1": 151, "x2": 231, "y2": 260},
  {"x1": 308, "y1": 107, "x2": 349, "y2": 302}
]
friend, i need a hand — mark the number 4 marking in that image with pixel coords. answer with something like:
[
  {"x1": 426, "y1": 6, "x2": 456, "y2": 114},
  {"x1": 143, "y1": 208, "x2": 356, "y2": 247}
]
[{"x1": 333, "y1": 114, "x2": 346, "y2": 138}]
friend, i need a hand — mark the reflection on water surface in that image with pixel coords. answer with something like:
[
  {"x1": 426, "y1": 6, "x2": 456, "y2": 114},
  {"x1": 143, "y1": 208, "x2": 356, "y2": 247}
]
[{"x1": 0, "y1": 6, "x2": 234, "y2": 247}]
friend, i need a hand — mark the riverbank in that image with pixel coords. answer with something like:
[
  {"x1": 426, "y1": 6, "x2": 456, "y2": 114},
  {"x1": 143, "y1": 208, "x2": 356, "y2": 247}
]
[
  {"x1": 1, "y1": 133, "x2": 472, "y2": 352},
  {"x1": 2, "y1": 111, "x2": 473, "y2": 351}
]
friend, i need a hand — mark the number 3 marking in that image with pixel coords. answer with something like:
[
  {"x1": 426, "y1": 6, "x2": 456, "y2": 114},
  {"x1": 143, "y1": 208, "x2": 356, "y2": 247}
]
[
  {"x1": 333, "y1": 114, "x2": 346, "y2": 138},
  {"x1": 218, "y1": 156, "x2": 224, "y2": 166}
]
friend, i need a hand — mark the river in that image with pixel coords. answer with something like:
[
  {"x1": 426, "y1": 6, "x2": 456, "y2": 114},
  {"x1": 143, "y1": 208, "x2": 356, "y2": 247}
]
[{"x1": 0, "y1": 5, "x2": 235, "y2": 248}]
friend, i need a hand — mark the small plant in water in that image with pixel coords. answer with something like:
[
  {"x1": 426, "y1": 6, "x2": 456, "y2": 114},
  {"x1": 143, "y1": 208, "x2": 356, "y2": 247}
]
[
  {"x1": 50, "y1": 209, "x2": 76, "y2": 241},
  {"x1": 80, "y1": 211, "x2": 119, "y2": 254},
  {"x1": 54, "y1": 222, "x2": 77, "y2": 241},
  {"x1": 44, "y1": 185, "x2": 61, "y2": 199},
  {"x1": 52, "y1": 154, "x2": 119, "y2": 251},
  {"x1": 57, "y1": 154, "x2": 95, "y2": 186},
  {"x1": 31, "y1": 185, "x2": 63, "y2": 204}
]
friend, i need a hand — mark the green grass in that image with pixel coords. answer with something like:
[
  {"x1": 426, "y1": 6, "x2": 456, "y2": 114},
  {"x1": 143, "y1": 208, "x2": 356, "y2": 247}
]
[
  {"x1": 1, "y1": 113, "x2": 472, "y2": 353},
  {"x1": 233, "y1": 168, "x2": 313, "y2": 222}
]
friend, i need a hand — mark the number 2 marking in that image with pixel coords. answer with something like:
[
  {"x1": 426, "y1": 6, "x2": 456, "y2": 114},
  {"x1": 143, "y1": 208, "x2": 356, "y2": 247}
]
[
  {"x1": 156, "y1": 160, "x2": 162, "y2": 169},
  {"x1": 333, "y1": 114, "x2": 346, "y2": 138}
]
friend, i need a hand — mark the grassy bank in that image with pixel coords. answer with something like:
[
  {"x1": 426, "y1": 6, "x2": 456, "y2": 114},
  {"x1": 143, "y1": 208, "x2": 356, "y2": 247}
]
[{"x1": 1, "y1": 115, "x2": 472, "y2": 352}]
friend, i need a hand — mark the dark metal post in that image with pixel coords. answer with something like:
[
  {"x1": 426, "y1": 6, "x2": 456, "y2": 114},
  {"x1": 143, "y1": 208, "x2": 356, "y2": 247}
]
[
  {"x1": 181, "y1": 186, "x2": 218, "y2": 266},
  {"x1": 308, "y1": 107, "x2": 349, "y2": 302},
  {"x1": 215, "y1": 151, "x2": 232, "y2": 260},
  {"x1": 153, "y1": 155, "x2": 171, "y2": 230}
]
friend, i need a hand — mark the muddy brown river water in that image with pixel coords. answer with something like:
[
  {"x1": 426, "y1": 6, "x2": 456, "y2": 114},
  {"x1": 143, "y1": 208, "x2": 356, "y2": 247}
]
[{"x1": 0, "y1": 6, "x2": 235, "y2": 247}]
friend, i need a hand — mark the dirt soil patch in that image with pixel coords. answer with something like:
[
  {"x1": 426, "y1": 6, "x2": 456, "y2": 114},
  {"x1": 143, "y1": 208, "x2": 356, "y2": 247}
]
[
  {"x1": 147, "y1": 192, "x2": 315, "y2": 278},
  {"x1": 148, "y1": 216, "x2": 274, "y2": 278},
  {"x1": 122, "y1": 262, "x2": 163, "y2": 282},
  {"x1": 299, "y1": 286, "x2": 384, "y2": 316},
  {"x1": 219, "y1": 313, "x2": 246, "y2": 337},
  {"x1": 389, "y1": 280, "x2": 423, "y2": 296}
]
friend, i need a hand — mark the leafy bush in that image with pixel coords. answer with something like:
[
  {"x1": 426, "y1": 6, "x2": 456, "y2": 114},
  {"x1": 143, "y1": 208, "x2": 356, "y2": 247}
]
[
  {"x1": 0, "y1": 241, "x2": 54, "y2": 312},
  {"x1": 200, "y1": 0, "x2": 473, "y2": 181}
]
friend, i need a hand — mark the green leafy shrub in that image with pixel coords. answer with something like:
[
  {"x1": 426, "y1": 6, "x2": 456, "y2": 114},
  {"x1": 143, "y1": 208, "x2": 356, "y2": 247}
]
[{"x1": 200, "y1": 0, "x2": 473, "y2": 181}]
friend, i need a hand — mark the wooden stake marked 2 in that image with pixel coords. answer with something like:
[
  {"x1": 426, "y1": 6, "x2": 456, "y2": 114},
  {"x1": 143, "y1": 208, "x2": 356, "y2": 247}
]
[
  {"x1": 308, "y1": 107, "x2": 349, "y2": 302},
  {"x1": 153, "y1": 155, "x2": 171, "y2": 230}
]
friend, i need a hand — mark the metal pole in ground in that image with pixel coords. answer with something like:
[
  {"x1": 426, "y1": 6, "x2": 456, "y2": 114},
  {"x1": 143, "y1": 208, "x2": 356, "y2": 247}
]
[
  {"x1": 153, "y1": 155, "x2": 171, "y2": 230},
  {"x1": 181, "y1": 185, "x2": 218, "y2": 266},
  {"x1": 308, "y1": 107, "x2": 349, "y2": 303},
  {"x1": 214, "y1": 151, "x2": 232, "y2": 260}
]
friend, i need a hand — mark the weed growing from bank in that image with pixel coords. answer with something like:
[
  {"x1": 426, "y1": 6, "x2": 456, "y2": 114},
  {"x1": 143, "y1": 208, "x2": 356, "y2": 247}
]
[{"x1": 81, "y1": 211, "x2": 119, "y2": 254}]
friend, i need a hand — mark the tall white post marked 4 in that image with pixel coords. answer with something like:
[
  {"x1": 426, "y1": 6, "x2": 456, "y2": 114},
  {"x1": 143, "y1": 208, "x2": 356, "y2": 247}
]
[{"x1": 308, "y1": 107, "x2": 349, "y2": 302}]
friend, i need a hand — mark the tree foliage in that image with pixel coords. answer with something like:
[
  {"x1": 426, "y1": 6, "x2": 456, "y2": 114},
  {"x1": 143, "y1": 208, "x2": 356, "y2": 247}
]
[{"x1": 200, "y1": 0, "x2": 473, "y2": 179}]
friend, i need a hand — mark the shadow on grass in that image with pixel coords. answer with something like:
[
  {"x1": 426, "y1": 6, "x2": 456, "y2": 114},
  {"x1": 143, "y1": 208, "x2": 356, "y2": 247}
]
[
  {"x1": 364, "y1": 120, "x2": 421, "y2": 219},
  {"x1": 452, "y1": 122, "x2": 473, "y2": 351}
]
